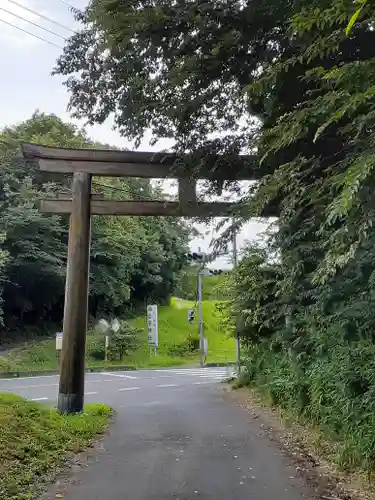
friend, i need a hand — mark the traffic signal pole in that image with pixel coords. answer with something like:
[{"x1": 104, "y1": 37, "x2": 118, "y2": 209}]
[
  {"x1": 188, "y1": 250, "x2": 222, "y2": 367},
  {"x1": 197, "y1": 269, "x2": 204, "y2": 368},
  {"x1": 232, "y1": 220, "x2": 241, "y2": 369}
]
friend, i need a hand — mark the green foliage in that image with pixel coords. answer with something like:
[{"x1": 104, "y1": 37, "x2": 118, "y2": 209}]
[
  {"x1": 0, "y1": 112, "x2": 190, "y2": 341},
  {"x1": 241, "y1": 336, "x2": 375, "y2": 472},
  {"x1": 0, "y1": 392, "x2": 111, "y2": 500},
  {"x1": 224, "y1": 241, "x2": 375, "y2": 473},
  {"x1": 167, "y1": 333, "x2": 200, "y2": 357},
  {"x1": 86, "y1": 334, "x2": 106, "y2": 361},
  {"x1": 0, "y1": 233, "x2": 9, "y2": 325},
  {"x1": 2, "y1": 298, "x2": 235, "y2": 372},
  {"x1": 55, "y1": 0, "x2": 250, "y2": 153},
  {"x1": 346, "y1": 0, "x2": 367, "y2": 35},
  {"x1": 108, "y1": 322, "x2": 140, "y2": 361}
]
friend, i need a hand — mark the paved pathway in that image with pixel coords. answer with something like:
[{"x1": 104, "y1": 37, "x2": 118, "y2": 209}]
[{"x1": 0, "y1": 367, "x2": 314, "y2": 500}]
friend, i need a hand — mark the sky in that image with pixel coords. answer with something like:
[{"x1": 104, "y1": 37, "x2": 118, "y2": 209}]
[{"x1": 0, "y1": 0, "x2": 272, "y2": 269}]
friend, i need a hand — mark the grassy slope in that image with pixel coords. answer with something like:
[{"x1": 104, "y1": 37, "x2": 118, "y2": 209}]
[
  {"x1": 0, "y1": 298, "x2": 235, "y2": 373},
  {"x1": 0, "y1": 393, "x2": 111, "y2": 500}
]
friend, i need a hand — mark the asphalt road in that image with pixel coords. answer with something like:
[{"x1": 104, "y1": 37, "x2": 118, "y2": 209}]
[{"x1": 0, "y1": 367, "x2": 314, "y2": 500}]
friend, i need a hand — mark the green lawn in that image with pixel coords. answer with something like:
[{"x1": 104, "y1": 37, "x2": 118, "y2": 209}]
[
  {"x1": 0, "y1": 298, "x2": 236, "y2": 374},
  {"x1": 0, "y1": 393, "x2": 111, "y2": 500}
]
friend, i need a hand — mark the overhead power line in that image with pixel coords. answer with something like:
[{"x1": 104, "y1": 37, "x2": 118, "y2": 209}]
[
  {"x1": 48, "y1": 0, "x2": 76, "y2": 7},
  {"x1": 0, "y1": 17, "x2": 64, "y2": 48},
  {"x1": 0, "y1": 6, "x2": 67, "y2": 40},
  {"x1": 6, "y1": 0, "x2": 76, "y2": 33},
  {"x1": 41, "y1": 0, "x2": 82, "y2": 14}
]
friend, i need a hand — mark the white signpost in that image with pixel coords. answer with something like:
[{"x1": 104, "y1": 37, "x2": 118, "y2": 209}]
[
  {"x1": 203, "y1": 337, "x2": 208, "y2": 357},
  {"x1": 147, "y1": 304, "x2": 158, "y2": 353},
  {"x1": 56, "y1": 332, "x2": 63, "y2": 351},
  {"x1": 56, "y1": 331, "x2": 63, "y2": 366}
]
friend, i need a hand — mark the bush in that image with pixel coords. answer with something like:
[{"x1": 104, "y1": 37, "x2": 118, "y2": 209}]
[
  {"x1": 167, "y1": 334, "x2": 200, "y2": 357},
  {"x1": 187, "y1": 334, "x2": 200, "y2": 352},
  {"x1": 86, "y1": 335, "x2": 105, "y2": 361},
  {"x1": 107, "y1": 322, "x2": 140, "y2": 361},
  {"x1": 0, "y1": 356, "x2": 16, "y2": 373},
  {"x1": 167, "y1": 342, "x2": 190, "y2": 357}
]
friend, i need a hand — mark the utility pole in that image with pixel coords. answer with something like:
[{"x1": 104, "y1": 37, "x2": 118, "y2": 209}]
[
  {"x1": 232, "y1": 220, "x2": 241, "y2": 368},
  {"x1": 58, "y1": 172, "x2": 91, "y2": 414}
]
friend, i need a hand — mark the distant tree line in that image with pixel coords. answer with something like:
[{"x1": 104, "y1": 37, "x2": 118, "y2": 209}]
[{"x1": 0, "y1": 113, "x2": 190, "y2": 340}]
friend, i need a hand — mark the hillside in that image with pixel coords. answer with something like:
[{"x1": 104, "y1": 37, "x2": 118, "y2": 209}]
[{"x1": 0, "y1": 298, "x2": 235, "y2": 374}]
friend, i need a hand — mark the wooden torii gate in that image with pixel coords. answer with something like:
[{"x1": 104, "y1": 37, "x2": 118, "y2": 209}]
[{"x1": 22, "y1": 143, "x2": 273, "y2": 413}]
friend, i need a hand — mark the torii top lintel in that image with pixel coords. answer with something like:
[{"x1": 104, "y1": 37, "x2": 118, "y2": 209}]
[{"x1": 21, "y1": 143, "x2": 268, "y2": 181}]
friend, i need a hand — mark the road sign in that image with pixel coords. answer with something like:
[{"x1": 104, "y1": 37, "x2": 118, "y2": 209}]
[
  {"x1": 56, "y1": 332, "x2": 63, "y2": 351},
  {"x1": 147, "y1": 304, "x2": 158, "y2": 347}
]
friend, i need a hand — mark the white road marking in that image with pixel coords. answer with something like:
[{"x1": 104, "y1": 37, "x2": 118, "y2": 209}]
[
  {"x1": 156, "y1": 384, "x2": 180, "y2": 388},
  {"x1": 153, "y1": 368, "x2": 229, "y2": 373},
  {"x1": 85, "y1": 391, "x2": 98, "y2": 395},
  {"x1": 104, "y1": 372, "x2": 138, "y2": 379},
  {"x1": 159, "y1": 375, "x2": 173, "y2": 378},
  {"x1": 31, "y1": 397, "x2": 49, "y2": 401},
  {"x1": 152, "y1": 368, "x2": 230, "y2": 380},
  {"x1": 118, "y1": 387, "x2": 140, "y2": 391},
  {"x1": 193, "y1": 381, "x2": 212, "y2": 385}
]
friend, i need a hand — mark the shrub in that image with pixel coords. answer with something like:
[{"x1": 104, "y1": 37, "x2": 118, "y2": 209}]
[
  {"x1": 167, "y1": 334, "x2": 200, "y2": 357},
  {"x1": 167, "y1": 342, "x2": 190, "y2": 357},
  {"x1": 86, "y1": 335, "x2": 105, "y2": 361},
  {"x1": 0, "y1": 356, "x2": 16, "y2": 373},
  {"x1": 187, "y1": 334, "x2": 200, "y2": 352},
  {"x1": 107, "y1": 322, "x2": 140, "y2": 361}
]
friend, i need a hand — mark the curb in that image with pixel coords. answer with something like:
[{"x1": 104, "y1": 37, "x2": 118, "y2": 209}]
[
  {"x1": 0, "y1": 361, "x2": 241, "y2": 379},
  {"x1": 0, "y1": 364, "x2": 137, "y2": 379}
]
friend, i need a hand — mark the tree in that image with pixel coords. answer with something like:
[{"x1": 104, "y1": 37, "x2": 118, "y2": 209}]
[
  {"x1": 248, "y1": 1, "x2": 375, "y2": 282},
  {"x1": 0, "y1": 234, "x2": 9, "y2": 325},
  {"x1": 0, "y1": 112, "x2": 190, "y2": 338},
  {"x1": 0, "y1": 117, "x2": 73, "y2": 328},
  {"x1": 56, "y1": 0, "x2": 257, "y2": 150}
]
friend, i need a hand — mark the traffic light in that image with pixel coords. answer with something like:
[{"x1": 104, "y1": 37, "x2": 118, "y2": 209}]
[
  {"x1": 187, "y1": 252, "x2": 205, "y2": 262},
  {"x1": 208, "y1": 269, "x2": 223, "y2": 276},
  {"x1": 188, "y1": 308, "x2": 195, "y2": 323}
]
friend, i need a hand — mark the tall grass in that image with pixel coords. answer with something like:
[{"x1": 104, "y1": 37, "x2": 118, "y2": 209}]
[{"x1": 244, "y1": 330, "x2": 375, "y2": 473}]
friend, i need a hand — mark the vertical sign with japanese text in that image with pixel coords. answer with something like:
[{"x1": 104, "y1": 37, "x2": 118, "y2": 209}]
[{"x1": 147, "y1": 304, "x2": 158, "y2": 348}]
